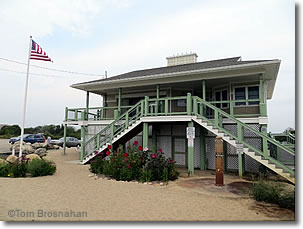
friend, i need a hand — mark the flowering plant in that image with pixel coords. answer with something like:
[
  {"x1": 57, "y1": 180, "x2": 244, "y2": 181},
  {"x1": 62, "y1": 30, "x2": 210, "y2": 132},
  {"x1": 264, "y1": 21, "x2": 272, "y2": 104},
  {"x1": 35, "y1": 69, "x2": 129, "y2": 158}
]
[{"x1": 90, "y1": 143, "x2": 179, "y2": 182}]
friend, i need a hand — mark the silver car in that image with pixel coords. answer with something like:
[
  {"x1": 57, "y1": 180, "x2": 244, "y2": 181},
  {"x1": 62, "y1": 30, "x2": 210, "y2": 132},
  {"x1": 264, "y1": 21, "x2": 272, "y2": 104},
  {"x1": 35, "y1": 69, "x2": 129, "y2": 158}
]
[{"x1": 56, "y1": 137, "x2": 81, "y2": 148}]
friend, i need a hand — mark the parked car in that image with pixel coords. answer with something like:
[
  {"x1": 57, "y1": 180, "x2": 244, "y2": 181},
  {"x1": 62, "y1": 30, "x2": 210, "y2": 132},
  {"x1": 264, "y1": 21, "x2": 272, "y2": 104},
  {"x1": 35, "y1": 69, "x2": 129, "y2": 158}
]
[
  {"x1": 57, "y1": 137, "x2": 81, "y2": 148},
  {"x1": 9, "y1": 133, "x2": 45, "y2": 144}
]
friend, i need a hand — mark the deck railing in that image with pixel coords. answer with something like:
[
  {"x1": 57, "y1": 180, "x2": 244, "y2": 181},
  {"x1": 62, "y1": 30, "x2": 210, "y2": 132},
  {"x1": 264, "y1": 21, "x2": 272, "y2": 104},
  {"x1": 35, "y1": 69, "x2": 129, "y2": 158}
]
[{"x1": 65, "y1": 97, "x2": 263, "y2": 122}]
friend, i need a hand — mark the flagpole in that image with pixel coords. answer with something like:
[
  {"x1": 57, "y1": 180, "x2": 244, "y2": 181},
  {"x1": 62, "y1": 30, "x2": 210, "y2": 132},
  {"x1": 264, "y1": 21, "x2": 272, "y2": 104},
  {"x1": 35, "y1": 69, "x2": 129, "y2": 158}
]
[{"x1": 19, "y1": 36, "x2": 32, "y2": 157}]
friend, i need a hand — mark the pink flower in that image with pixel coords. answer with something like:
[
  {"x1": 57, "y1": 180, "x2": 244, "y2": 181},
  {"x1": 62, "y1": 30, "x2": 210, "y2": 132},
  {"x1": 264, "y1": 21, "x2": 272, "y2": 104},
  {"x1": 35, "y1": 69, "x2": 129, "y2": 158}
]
[
  {"x1": 143, "y1": 147, "x2": 148, "y2": 152},
  {"x1": 106, "y1": 151, "x2": 110, "y2": 156},
  {"x1": 124, "y1": 153, "x2": 128, "y2": 158},
  {"x1": 152, "y1": 154, "x2": 157, "y2": 158},
  {"x1": 158, "y1": 149, "x2": 163, "y2": 153},
  {"x1": 169, "y1": 159, "x2": 174, "y2": 164},
  {"x1": 107, "y1": 145, "x2": 112, "y2": 150},
  {"x1": 138, "y1": 146, "x2": 143, "y2": 151}
]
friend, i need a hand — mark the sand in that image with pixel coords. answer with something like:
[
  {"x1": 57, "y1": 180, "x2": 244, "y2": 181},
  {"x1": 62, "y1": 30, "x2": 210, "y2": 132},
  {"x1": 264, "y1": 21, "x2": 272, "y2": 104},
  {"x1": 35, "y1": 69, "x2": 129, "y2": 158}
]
[{"x1": 0, "y1": 147, "x2": 295, "y2": 221}]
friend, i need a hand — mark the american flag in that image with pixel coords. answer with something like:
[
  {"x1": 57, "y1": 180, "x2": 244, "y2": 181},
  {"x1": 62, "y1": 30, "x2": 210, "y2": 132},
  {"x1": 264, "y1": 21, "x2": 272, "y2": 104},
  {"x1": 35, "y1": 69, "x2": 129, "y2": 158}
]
[{"x1": 30, "y1": 40, "x2": 52, "y2": 62}]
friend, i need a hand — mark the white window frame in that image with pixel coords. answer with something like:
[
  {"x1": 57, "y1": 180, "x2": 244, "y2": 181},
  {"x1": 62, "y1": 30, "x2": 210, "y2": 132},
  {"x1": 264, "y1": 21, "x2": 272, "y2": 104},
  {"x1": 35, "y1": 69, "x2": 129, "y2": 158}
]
[
  {"x1": 233, "y1": 85, "x2": 260, "y2": 107},
  {"x1": 214, "y1": 89, "x2": 229, "y2": 109}
]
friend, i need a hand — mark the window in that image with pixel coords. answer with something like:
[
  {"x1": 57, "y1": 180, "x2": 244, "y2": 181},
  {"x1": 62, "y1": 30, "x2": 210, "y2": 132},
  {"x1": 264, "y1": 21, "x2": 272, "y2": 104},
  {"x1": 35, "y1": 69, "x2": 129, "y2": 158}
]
[
  {"x1": 248, "y1": 86, "x2": 259, "y2": 105},
  {"x1": 235, "y1": 86, "x2": 259, "y2": 106},
  {"x1": 214, "y1": 89, "x2": 229, "y2": 109},
  {"x1": 235, "y1": 87, "x2": 246, "y2": 106}
]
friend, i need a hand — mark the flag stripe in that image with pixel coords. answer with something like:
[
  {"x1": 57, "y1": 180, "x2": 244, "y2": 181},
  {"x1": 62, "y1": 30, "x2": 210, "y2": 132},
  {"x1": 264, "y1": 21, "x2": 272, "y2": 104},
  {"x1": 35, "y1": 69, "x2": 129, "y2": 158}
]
[{"x1": 30, "y1": 40, "x2": 52, "y2": 62}]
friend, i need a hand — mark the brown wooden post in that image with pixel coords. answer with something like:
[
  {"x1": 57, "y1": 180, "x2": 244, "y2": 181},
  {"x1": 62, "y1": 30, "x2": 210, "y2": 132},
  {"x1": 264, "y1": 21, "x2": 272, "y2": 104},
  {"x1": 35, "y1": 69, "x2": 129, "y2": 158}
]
[{"x1": 215, "y1": 136, "x2": 224, "y2": 186}]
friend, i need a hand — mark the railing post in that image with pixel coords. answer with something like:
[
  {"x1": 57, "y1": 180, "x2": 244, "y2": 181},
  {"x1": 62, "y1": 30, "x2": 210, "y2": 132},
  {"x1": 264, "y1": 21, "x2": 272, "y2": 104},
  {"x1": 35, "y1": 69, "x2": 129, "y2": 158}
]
[
  {"x1": 76, "y1": 109, "x2": 80, "y2": 121},
  {"x1": 214, "y1": 110, "x2": 219, "y2": 127},
  {"x1": 65, "y1": 107, "x2": 68, "y2": 121},
  {"x1": 186, "y1": 93, "x2": 192, "y2": 115},
  {"x1": 229, "y1": 101, "x2": 234, "y2": 116},
  {"x1": 96, "y1": 133, "x2": 100, "y2": 149},
  {"x1": 144, "y1": 96, "x2": 149, "y2": 116},
  {"x1": 164, "y1": 99, "x2": 168, "y2": 115},
  {"x1": 114, "y1": 109, "x2": 119, "y2": 120},
  {"x1": 261, "y1": 125, "x2": 268, "y2": 158},
  {"x1": 81, "y1": 111, "x2": 85, "y2": 121},
  {"x1": 141, "y1": 100, "x2": 144, "y2": 116},
  {"x1": 125, "y1": 112, "x2": 129, "y2": 129},
  {"x1": 101, "y1": 109, "x2": 104, "y2": 120},
  {"x1": 193, "y1": 97, "x2": 198, "y2": 115},
  {"x1": 237, "y1": 123, "x2": 244, "y2": 143}
]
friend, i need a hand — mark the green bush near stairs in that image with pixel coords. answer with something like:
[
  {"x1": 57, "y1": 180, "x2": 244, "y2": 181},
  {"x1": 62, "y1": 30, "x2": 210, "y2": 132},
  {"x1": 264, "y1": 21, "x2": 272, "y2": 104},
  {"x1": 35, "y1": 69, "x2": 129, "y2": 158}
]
[
  {"x1": 250, "y1": 180, "x2": 295, "y2": 211},
  {"x1": 90, "y1": 142, "x2": 179, "y2": 182}
]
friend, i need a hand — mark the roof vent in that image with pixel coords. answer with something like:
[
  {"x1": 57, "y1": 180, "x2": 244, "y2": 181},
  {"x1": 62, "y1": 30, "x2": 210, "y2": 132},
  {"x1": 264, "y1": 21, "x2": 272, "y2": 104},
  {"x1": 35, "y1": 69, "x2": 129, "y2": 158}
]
[{"x1": 166, "y1": 53, "x2": 198, "y2": 66}]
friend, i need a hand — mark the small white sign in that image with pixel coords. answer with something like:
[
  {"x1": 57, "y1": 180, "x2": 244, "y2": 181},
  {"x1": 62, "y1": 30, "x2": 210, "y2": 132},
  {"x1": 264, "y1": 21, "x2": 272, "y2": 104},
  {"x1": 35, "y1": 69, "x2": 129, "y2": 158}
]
[
  {"x1": 186, "y1": 127, "x2": 195, "y2": 139},
  {"x1": 188, "y1": 139, "x2": 194, "y2": 147}
]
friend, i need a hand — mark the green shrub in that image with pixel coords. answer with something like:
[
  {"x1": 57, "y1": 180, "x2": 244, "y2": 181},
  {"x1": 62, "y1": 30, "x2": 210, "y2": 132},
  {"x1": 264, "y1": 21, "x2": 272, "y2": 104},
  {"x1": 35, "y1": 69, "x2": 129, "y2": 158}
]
[
  {"x1": 90, "y1": 155, "x2": 106, "y2": 174},
  {"x1": 251, "y1": 180, "x2": 295, "y2": 210},
  {"x1": 0, "y1": 163, "x2": 10, "y2": 177},
  {"x1": 140, "y1": 169, "x2": 152, "y2": 182},
  {"x1": 27, "y1": 159, "x2": 56, "y2": 177},
  {"x1": 9, "y1": 158, "x2": 28, "y2": 178}
]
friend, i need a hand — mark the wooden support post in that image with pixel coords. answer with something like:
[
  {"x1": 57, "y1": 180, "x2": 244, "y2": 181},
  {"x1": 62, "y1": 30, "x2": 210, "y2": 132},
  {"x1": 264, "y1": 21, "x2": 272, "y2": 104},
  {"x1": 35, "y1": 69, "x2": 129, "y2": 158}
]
[
  {"x1": 186, "y1": 93, "x2": 192, "y2": 115},
  {"x1": 86, "y1": 91, "x2": 89, "y2": 120},
  {"x1": 215, "y1": 136, "x2": 224, "y2": 186},
  {"x1": 152, "y1": 124, "x2": 157, "y2": 153},
  {"x1": 187, "y1": 121, "x2": 195, "y2": 176},
  {"x1": 143, "y1": 122, "x2": 149, "y2": 148},
  {"x1": 200, "y1": 127, "x2": 206, "y2": 170},
  {"x1": 63, "y1": 124, "x2": 67, "y2": 155}
]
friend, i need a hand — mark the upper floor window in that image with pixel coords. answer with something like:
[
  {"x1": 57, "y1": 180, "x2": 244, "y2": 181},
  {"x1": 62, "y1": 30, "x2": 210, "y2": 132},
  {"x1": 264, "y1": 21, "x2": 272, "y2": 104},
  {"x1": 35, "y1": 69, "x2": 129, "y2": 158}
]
[{"x1": 235, "y1": 86, "x2": 259, "y2": 106}]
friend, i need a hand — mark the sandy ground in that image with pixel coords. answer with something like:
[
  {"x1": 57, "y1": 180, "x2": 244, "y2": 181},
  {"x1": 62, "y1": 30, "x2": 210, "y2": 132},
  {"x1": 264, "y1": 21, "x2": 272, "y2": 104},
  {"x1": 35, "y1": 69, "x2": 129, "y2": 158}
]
[
  {"x1": 0, "y1": 139, "x2": 10, "y2": 153},
  {"x1": 0, "y1": 147, "x2": 295, "y2": 221}
]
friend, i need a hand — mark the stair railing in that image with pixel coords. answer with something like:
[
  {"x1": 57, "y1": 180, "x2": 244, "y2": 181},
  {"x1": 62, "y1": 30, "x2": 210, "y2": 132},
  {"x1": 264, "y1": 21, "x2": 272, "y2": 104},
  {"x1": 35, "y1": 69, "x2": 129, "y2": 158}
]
[
  {"x1": 82, "y1": 100, "x2": 144, "y2": 161},
  {"x1": 193, "y1": 96, "x2": 295, "y2": 176}
]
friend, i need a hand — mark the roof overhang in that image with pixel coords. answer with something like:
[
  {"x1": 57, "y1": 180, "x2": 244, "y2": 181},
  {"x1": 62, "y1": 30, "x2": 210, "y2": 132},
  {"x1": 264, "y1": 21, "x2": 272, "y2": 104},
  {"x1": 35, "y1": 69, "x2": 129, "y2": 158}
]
[{"x1": 71, "y1": 60, "x2": 280, "y2": 99}]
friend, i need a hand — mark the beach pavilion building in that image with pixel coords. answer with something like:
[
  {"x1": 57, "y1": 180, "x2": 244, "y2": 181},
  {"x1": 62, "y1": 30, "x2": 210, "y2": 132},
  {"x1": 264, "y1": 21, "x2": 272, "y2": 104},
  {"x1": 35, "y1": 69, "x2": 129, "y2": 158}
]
[{"x1": 63, "y1": 53, "x2": 295, "y2": 184}]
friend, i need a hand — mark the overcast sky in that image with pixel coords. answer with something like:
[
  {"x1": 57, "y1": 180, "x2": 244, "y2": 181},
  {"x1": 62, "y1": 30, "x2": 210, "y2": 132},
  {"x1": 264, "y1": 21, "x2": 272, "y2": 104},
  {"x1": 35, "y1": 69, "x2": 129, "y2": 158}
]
[{"x1": 0, "y1": 0, "x2": 295, "y2": 132}]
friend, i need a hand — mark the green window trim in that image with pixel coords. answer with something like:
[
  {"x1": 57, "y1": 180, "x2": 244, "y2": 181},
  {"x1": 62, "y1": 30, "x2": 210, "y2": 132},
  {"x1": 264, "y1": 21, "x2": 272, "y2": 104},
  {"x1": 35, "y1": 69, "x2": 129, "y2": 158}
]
[{"x1": 234, "y1": 85, "x2": 260, "y2": 107}]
